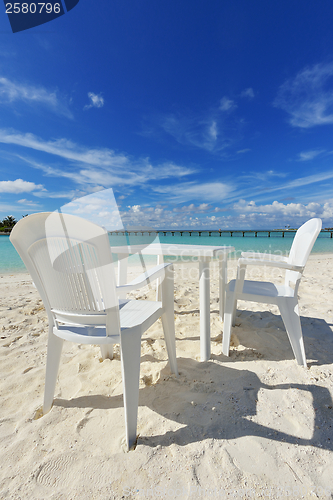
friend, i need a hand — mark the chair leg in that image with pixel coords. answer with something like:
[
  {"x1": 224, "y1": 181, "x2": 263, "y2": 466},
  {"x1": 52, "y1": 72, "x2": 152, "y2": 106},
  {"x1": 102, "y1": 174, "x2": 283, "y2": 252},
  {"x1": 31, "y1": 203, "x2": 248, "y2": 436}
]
[
  {"x1": 222, "y1": 291, "x2": 234, "y2": 356},
  {"x1": 43, "y1": 326, "x2": 64, "y2": 414},
  {"x1": 232, "y1": 297, "x2": 238, "y2": 327},
  {"x1": 100, "y1": 344, "x2": 114, "y2": 360},
  {"x1": 156, "y1": 254, "x2": 164, "y2": 301},
  {"x1": 232, "y1": 264, "x2": 246, "y2": 326},
  {"x1": 278, "y1": 298, "x2": 307, "y2": 367},
  {"x1": 161, "y1": 309, "x2": 178, "y2": 376},
  {"x1": 120, "y1": 330, "x2": 142, "y2": 451},
  {"x1": 160, "y1": 265, "x2": 178, "y2": 376}
]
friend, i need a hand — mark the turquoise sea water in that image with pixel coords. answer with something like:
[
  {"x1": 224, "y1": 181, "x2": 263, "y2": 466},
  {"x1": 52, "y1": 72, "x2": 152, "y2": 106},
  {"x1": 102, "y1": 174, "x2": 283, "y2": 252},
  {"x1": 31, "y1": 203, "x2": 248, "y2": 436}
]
[
  {"x1": 0, "y1": 235, "x2": 26, "y2": 273},
  {"x1": 2, "y1": 231, "x2": 333, "y2": 274}
]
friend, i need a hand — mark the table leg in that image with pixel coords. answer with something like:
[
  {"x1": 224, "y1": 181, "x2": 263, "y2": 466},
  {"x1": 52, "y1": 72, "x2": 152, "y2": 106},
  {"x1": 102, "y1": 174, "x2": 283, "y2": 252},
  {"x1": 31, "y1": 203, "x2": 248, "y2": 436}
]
[
  {"x1": 199, "y1": 258, "x2": 210, "y2": 362},
  {"x1": 219, "y1": 255, "x2": 227, "y2": 320}
]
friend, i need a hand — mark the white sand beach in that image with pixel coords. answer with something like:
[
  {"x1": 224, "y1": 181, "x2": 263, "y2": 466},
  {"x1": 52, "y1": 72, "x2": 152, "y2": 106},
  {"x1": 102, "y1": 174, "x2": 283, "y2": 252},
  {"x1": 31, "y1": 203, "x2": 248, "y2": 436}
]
[{"x1": 0, "y1": 256, "x2": 333, "y2": 499}]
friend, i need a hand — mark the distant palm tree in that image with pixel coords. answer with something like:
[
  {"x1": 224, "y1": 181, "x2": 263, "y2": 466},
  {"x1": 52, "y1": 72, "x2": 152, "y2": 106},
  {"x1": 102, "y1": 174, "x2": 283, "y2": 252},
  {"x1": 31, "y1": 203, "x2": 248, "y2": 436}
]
[{"x1": 2, "y1": 215, "x2": 17, "y2": 228}]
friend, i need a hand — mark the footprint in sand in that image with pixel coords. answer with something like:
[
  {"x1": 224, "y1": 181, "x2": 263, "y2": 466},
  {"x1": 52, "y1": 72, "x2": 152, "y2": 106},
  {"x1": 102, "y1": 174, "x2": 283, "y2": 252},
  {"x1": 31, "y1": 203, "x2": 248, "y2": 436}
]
[{"x1": 35, "y1": 454, "x2": 76, "y2": 488}]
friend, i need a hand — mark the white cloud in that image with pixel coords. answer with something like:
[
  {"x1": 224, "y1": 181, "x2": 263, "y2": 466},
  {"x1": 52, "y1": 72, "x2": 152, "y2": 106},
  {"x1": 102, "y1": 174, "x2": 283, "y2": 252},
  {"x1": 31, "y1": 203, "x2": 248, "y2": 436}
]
[
  {"x1": 241, "y1": 170, "x2": 288, "y2": 182},
  {"x1": 219, "y1": 96, "x2": 236, "y2": 111},
  {"x1": 233, "y1": 199, "x2": 322, "y2": 218},
  {"x1": 297, "y1": 150, "x2": 325, "y2": 161},
  {"x1": 274, "y1": 62, "x2": 333, "y2": 128},
  {"x1": 208, "y1": 121, "x2": 218, "y2": 140},
  {"x1": 236, "y1": 169, "x2": 333, "y2": 204},
  {"x1": 84, "y1": 92, "x2": 105, "y2": 110},
  {"x1": 0, "y1": 131, "x2": 125, "y2": 167},
  {"x1": 151, "y1": 93, "x2": 248, "y2": 154},
  {"x1": 160, "y1": 113, "x2": 234, "y2": 153},
  {"x1": 57, "y1": 189, "x2": 123, "y2": 231},
  {"x1": 198, "y1": 203, "x2": 210, "y2": 211},
  {"x1": 153, "y1": 181, "x2": 234, "y2": 203},
  {"x1": 284, "y1": 170, "x2": 333, "y2": 189},
  {"x1": 34, "y1": 190, "x2": 80, "y2": 199},
  {"x1": 0, "y1": 179, "x2": 44, "y2": 194},
  {"x1": 157, "y1": 162, "x2": 196, "y2": 178},
  {"x1": 240, "y1": 88, "x2": 255, "y2": 99},
  {"x1": 322, "y1": 200, "x2": 333, "y2": 219},
  {"x1": 17, "y1": 199, "x2": 41, "y2": 207},
  {"x1": 172, "y1": 203, "x2": 211, "y2": 213},
  {"x1": 76, "y1": 193, "x2": 333, "y2": 230},
  {"x1": 111, "y1": 191, "x2": 333, "y2": 230},
  {"x1": 0, "y1": 77, "x2": 72, "y2": 118},
  {"x1": 0, "y1": 130, "x2": 194, "y2": 188}
]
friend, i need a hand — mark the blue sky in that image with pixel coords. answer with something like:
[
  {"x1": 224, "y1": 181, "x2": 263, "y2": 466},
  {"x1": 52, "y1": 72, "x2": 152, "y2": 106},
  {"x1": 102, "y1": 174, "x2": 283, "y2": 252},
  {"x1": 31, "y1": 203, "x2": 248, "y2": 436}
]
[{"x1": 1, "y1": 1, "x2": 333, "y2": 229}]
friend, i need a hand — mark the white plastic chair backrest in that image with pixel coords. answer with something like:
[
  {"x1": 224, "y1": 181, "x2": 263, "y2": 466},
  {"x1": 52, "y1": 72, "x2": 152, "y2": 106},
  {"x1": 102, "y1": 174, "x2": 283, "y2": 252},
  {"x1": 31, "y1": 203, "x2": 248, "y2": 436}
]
[
  {"x1": 10, "y1": 212, "x2": 120, "y2": 336},
  {"x1": 285, "y1": 218, "x2": 322, "y2": 289}
]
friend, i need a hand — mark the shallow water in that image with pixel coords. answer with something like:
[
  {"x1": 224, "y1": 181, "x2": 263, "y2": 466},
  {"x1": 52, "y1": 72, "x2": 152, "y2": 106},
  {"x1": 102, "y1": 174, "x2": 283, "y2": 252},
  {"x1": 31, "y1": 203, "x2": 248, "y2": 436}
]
[
  {"x1": 109, "y1": 231, "x2": 333, "y2": 260},
  {"x1": 0, "y1": 235, "x2": 26, "y2": 273},
  {"x1": 2, "y1": 231, "x2": 332, "y2": 274}
]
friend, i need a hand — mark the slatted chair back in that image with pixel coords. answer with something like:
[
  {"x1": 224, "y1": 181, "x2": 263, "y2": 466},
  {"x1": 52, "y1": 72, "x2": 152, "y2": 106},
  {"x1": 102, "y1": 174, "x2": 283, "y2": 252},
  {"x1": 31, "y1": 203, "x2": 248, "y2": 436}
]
[
  {"x1": 285, "y1": 218, "x2": 322, "y2": 292},
  {"x1": 10, "y1": 212, "x2": 120, "y2": 336}
]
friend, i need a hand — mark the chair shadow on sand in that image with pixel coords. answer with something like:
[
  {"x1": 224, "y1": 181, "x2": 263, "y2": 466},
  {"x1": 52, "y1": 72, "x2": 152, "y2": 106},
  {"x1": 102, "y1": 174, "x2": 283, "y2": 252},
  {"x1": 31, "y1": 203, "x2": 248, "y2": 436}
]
[
  {"x1": 215, "y1": 308, "x2": 333, "y2": 368},
  {"x1": 134, "y1": 359, "x2": 333, "y2": 452},
  {"x1": 54, "y1": 306, "x2": 333, "y2": 453}
]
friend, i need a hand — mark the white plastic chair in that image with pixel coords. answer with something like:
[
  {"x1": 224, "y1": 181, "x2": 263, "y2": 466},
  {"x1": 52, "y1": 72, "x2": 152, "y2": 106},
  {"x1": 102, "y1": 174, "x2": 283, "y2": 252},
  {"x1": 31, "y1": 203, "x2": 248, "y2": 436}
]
[
  {"x1": 222, "y1": 218, "x2": 322, "y2": 367},
  {"x1": 10, "y1": 212, "x2": 178, "y2": 450}
]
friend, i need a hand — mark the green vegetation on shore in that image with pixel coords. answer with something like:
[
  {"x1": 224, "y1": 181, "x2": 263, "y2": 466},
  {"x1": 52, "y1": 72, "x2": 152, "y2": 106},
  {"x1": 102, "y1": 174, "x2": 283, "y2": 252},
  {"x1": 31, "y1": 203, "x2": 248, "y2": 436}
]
[{"x1": 0, "y1": 215, "x2": 27, "y2": 233}]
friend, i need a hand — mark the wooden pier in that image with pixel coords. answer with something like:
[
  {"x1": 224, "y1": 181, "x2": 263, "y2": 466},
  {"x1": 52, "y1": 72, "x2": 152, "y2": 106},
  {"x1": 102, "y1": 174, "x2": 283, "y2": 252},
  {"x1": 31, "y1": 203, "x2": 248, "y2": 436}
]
[{"x1": 108, "y1": 230, "x2": 333, "y2": 238}]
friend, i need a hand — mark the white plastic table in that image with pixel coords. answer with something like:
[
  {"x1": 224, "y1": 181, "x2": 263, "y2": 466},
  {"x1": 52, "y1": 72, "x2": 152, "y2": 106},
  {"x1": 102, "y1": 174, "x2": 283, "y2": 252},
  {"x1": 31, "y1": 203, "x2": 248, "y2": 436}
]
[{"x1": 111, "y1": 243, "x2": 234, "y2": 361}]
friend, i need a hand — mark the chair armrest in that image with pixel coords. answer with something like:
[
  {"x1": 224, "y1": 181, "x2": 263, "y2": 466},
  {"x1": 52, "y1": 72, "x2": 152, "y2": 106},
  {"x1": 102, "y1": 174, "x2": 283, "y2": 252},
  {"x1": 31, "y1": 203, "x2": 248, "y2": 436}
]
[
  {"x1": 241, "y1": 252, "x2": 288, "y2": 263},
  {"x1": 231, "y1": 257, "x2": 303, "y2": 299},
  {"x1": 116, "y1": 263, "x2": 172, "y2": 293},
  {"x1": 238, "y1": 258, "x2": 303, "y2": 272}
]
